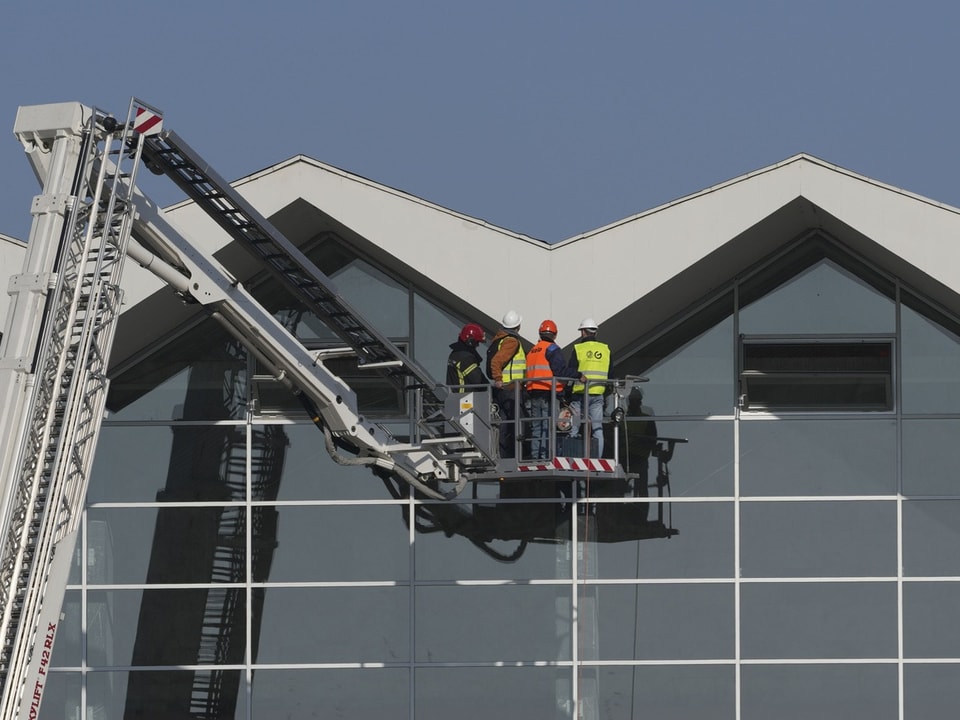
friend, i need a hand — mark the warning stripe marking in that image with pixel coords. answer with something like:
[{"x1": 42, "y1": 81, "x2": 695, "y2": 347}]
[
  {"x1": 133, "y1": 107, "x2": 163, "y2": 136},
  {"x1": 517, "y1": 457, "x2": 617, "y2": 473}
]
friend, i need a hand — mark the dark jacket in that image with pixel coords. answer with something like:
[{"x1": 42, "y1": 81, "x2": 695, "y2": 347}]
[{"x1": 447, "y1": 340, "x2": 487, "y2": 390}]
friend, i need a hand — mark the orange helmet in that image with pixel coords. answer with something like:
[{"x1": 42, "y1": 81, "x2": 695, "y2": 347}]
[
  {"x1": 539, "y1": 319, "x2": 558, "y2": 336},
  {"x1": 459, "y1": 323, "x2": 484, "y2": 345}
]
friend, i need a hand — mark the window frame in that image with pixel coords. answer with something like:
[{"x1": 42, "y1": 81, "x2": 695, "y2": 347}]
[{"x1": 738, "y1": 335, "x2": 896, "y2": 414}]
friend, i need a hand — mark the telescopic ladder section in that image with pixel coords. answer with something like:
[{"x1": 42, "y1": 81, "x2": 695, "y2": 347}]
[
  {"x1": 137, "y1": 132, "x2": 486, "y2": 455},
  {"x1": 0, "y1": 106, "x2": 144, "y2": 719}
]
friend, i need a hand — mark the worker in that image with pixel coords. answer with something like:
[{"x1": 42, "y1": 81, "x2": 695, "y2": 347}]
[
  {"x1": 567, "y1": 317, "x2": 611, "y2": 457},
  {"x1": 446, "y1": 322, "x2": 487, "y2": 391},
  {"x1": 486, "y1": 310, "x2": 526, "y2": 458},
  {"x1": 525, "y1": 319, "x2": 575, "y2": 459}
]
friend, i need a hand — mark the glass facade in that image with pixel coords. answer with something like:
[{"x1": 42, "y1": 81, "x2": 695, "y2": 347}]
[{"x1": 41, "y1": 235, "x2": 960, "y2": 718}]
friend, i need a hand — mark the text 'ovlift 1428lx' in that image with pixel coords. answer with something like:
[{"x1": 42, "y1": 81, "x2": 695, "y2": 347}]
[{"x1": 0, "y1": 98, "x2": 684, "y2": 719}]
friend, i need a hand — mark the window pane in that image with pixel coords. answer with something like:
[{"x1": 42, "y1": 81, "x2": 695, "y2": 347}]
[
  {"x1": 740, "y1": 582, "x2": 897, "y2": 659},
  {"x1": 34, "y1": 671, "x2": 80, "y2": 720},
  {"x1": 257, "y1": 587, "x2": 409, "y2": 663},
  {"x1": 51, "y1": 591, "x2": 81, "y2": 668},
  {"x1": 86, "y1": 507, "x2": 246, "y2": 585},
  {"x1": 616, "y1": 313, "x2": 734, "y2": 417},
  {"x1": 414, "y1": 291, "x2": 464, "y2": 382},
  {"x1": 740, "y1": 419, "x2": 897, "y2": 496},
  {"x1": 593, "y1": 583, "x2": 734, "y2": 661},
  {"x1": 585, "y1": 501, "x2": 734, "y2": 579},
  {"x1": 250, "y1": 669, "x2": 406, "y2": 719},
  {"x1": 639, "y1": 420, "x2": 733, "y2": 498},
  {"x1": 904, "y1": 665, "x2": 960, "y2": 718},
  {"x1": 264, "y1": 505, "x2": 409, "y2": 582},
  {"x1": 84, "y1": 671, "x2": 245, "y2": 720},
  {"x1": 902, "y1": 420, "x2": 960, "y2": 496},
  {"x1": 91, "y1": 425, "x2": 247, "y2": 503},
  {"x1": 415, "y1": 498, "x2": 571, "y2": 581},
  {"x1": 596, "y1": 665, "x2": 735, "y2": 720},
  {"x1": 415, "y1": 667, "x2": 571, "y2": 720},
  {"x1": 108, "y1": 320, "x2": 246, "y2": 421},
  {"x1": 267, "y1": 423, "x2": 397, "y2": 501},
  {"x1": 903, "y1": 582, "x2": 960, "y2": 657},
  {"x1": 89, "y1": 589, "x2": 245, "y2": 666},
  {"x1": 741, "y1": 665, "x2": 897, "y2": 720},
  {"x1": 740, "y1": 501, "x2": 897, "y2": 577},
  {"x1": 902, "y1": 500, "x2": 960, "y2": 576},
  {"x1": 901, "y1": 299, "x2": 960, "y2": 413},
  {"x1": 739, "y1": 258, "x2": 895, "y2": 335},
  {"x1": 415, "y1": 586, "x2": 571, "y2": 662}
]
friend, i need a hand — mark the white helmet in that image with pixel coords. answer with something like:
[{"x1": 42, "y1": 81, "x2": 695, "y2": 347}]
[
  {"x1": 502, "y1": 310, "x2": 522, "y2": 329},
  {"x1": 578, "y1": 317, "x2": 598, "y2": 331}
]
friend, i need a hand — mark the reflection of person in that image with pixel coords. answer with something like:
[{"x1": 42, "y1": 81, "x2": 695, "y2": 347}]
[
  {"x1": 525, "y1": 320, "x2": 575, "y2": 459},
  {"x1": 486, "y1": 310, "x2": 526, "y2": 458},
  {"x1": 446, "y1": 323, "x2": 487, "y2": 391},
  {"x1": 567, "y1": 318, "x2": 611, "y2": 457},
  {"x1": 615, "y1": 388, "x2": 658, "y2": 521}
]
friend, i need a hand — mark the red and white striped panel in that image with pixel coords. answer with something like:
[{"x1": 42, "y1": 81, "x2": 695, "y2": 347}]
[
  {"x1": 133, "y1": 107, "x2": 163, "y2": 136},
  {"x1": 517, "y1": 457, "x2": 617, "y2": 473}
]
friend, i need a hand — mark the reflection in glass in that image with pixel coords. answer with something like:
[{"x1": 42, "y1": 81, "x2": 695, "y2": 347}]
[
  {"x1": 90, "y1": 589, "x2": 245, "y2": 667},
  {"x1": 901, "y1": 296, "x2": 960, "y2": 413},
  {"x1": 902, "y1": 420, "x2": 960, "y2": 496},
  {"x1": 257, "y1": 587, "x2": 409, "y2": 663},
  {"x1": 268, "y1": 423, "x2": 394, "y2": 501},
  {"x1": 108, "y1": 318, "x2": 246, "y2": 422},
  {"x1": 740, "y1": 583, "x2": 897, "y2": 659},
  {"x1": 739, "y1": 419, "x2": 896, "y2": 496},
  {"x1": 415, "y1": 497, "x2": 572, "y2": 581},
  {"x1": 902, "y1": 500, "x2": 960, "y2": 576},
  {"x1": 264, "y1": 505, "x2": 409, "y2": 582},
  {"x1": 83, "y1": 670, "x2": 245, "y2": 720},
  {"x1": 596, "y1": 665, "x2": 735, "y2": 720},
  {"x1": 587, "y1": 502, "x2": 733, "y2": 579},
  {"x1": 903, "y1": 582, "x2": 960, "y2": 658},
  {"x1": 741, "y1": 664, "x2": 897, "y2": 720},
  {"x1": 91, "y1": 424, "x2": 248, "y2": 503},
  {"x1": 740, "y1": 501, "x2": 896, "y2": 577},
  {"x1": 642, "y1": 420, "x2": 733, "y2": 498},
  {"x1": 415, "y1": 667, "x2": 572, "y2": 720},
  {"x1": 415, "y1": 586, "x2": 572, "y2": 662},
  {"x1": 414, "y1": 291, "x2": 463, "y2": 382},
  {"x1": 615, "y1": 299, "x2": 734, "y2": 417},
  {"x1": 86, "y1": 507, "x2": 246, "y2": 585},
  {"x1": 251, "y1": 668, "x2": 407, "y2": 719},
  {"x1": 593, "y1": 583, "x2": 734, "y2": 661},
  {"x1": 51, "y1": 591, "x2": 81, "y2": 668}
]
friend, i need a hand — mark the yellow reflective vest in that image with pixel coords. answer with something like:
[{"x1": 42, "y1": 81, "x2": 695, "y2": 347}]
[{"x1": 571, "y1": 339, "x2": 610, "y2": 395}]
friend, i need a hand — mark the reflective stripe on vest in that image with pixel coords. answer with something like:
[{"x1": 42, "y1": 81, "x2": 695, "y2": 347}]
[
  {"x1": 454, "y1": 361, "x2": 479, "y2": 392},
  {"x1": 572, "y1": 340, "x2": 610, "y2": 395},
  {"x1": 502, "y1": 340, "x2": 526, "y2": 383},
  {"x1": 525, "y1": 340, "x2": 563, "y2": 392}
]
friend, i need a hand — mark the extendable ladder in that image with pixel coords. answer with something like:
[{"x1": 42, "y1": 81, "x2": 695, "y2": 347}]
[
  {"x1": 0, "y1": 103, "x2": 144, "y2": 720},
  {"x1": 137, "y1": 128, "x2": 497, "y2": 473}
]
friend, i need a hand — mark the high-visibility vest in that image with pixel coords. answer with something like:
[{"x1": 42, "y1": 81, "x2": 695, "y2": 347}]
[
  {"x1": 489, "y1": 334, "x2": 526, "y2": 384},
  {"x1": 572, "y1": 340, "x2": 610, "y2": 395},
  {"x1": 525, "y1": 340, "x2": 563, "y2": 392}
]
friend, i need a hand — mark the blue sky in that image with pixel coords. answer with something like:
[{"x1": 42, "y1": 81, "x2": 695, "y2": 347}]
[{"x1": 2, "y1": 0, "x2": 959, "y2": 244}]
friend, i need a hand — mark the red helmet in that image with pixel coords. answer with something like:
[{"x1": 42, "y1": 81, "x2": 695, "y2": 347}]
[
  {"x1": 459, "y1": 323, "x2": 484, "y2": 345},
  {"x1": 539, "y1": 319, "x2": 558, "y2": 336}
]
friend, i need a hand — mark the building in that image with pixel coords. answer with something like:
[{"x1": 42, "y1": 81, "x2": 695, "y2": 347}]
[{"x1": 5, "y1": 148, "x2": 960, "y2": 719}]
